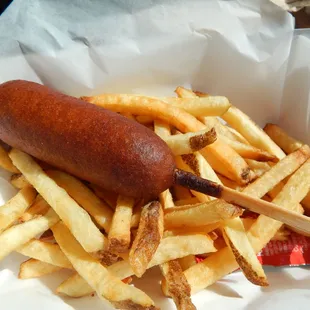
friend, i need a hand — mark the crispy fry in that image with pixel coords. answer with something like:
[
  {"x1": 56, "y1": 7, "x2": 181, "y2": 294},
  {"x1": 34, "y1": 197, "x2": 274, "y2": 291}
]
[
  {"x1": 0, "y1": 187, "x2": 36, "y2": 233},
  {"x1": 19, "y1": 259, "x2": 62, "y2": 279},
  {"x1": 57, "y1": 234, "x2": 216, "y2": 298},
  {"x1": 245, "y1": 159, "x2": 271, "y2": 178},
  {"x1": 219, "y1": 135, "x2": 278, "y2": 162},
  {"x1": 0, "y1": 144, "x2": 19, "y2": 173},
  {"x1": 185, "y1": 156, "x2": 310, "y2": 294},
  {"x1": 9, "y1": 149, "x2": 107, "y2": 253},
  {"x1": 172, "y1": 184, "x2": 192, "y2": 200},
  {"x1": 17, "y1": 239, "x2": 72, "y2": 269},
  {"x1": 108, "y1": 195, "x2": 134, "y2": 253},
  {"x1": 52, "y1": 222, "x2": 157, "y2": 310},
  {"x1": 129, "y1": 201, "x2": 164, "y2": 277},
  {"x1": 131, "y1": 205, "x2": 142, "y2": 228},
  {"x1": 160, "y1": 260, "x2": 196, "y2": 310},
  {"x1": 18, "y1": 195, "x2": 49, "y2": 223},
  {"x1": 47, "y1": 170, "x2": 113, "y2": 232},
  {"x1": 89, "y1": 184, "x2": 117, "y2": 210},
  {"x1": 0, "y1": 208, "x2": 59, "y2": 261},
  {"x1": 154, "y1": 120, "x2": 175, "y2": 209},
  {"x1": 174, "y1": 197, "x2": 200, "y2": 206},
  {"x1": 164, "y1": 200, "x2": 242, "y2": 229},
  {"x1": 164, "y1": 128, "x2": 216, "y2": 155},
  {"x1": 10, "y1": 174, "x2": 31, "y2": 189},
  {"x1": 222, "y1": 218, "x2": 268, "y2": 286},
  {"x1": 166, "y1": 223, "x2": 221, "y2": 236},
  {"x1": 217, "y1": 175, "x2": 244, "y2": 191},
  {"x1": 264, "y1": 123, "x2": 303, "y2": 154},
  {"x1": 177, "y1": 255, "x2": 197, "y2": 271},
  {"x1": 82, "y1": 94, "x2": 251, "y2": 184},
  {"x1": 222, "y1": 106, "x2": 285, "y2": 159}
]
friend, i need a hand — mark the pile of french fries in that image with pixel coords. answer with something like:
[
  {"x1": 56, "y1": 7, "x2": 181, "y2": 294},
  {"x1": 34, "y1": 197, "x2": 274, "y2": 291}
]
[{"x1": 0, "y1": 86, "x2": 309, "y2": 310}]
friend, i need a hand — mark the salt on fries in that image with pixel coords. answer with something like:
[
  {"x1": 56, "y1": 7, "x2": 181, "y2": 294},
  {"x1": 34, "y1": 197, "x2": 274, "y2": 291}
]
[{"x1": 0, "y1": 86, "x2": 308, "y2": 309}]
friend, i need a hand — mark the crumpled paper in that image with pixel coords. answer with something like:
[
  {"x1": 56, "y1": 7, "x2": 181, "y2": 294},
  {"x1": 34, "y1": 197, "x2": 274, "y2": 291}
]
[{"x1": 0, "y1": 0, "x2": 310, "y2": 309}]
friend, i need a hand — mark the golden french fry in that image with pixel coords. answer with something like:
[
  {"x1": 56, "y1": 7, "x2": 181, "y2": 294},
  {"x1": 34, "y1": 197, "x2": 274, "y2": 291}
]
[
  {"x1": 161, "y1": 95, "x2": 231, "y2": 117},
  {"x1": 160, "y1": 260, "x2": 196, "y2": 310},
  {"x1": 0, "y1": 187, "x2": 36, "y2": 233},
  {"x1": 136, "y1": 115, "x2": 154, "y2": 125},
  {"x1": 17, "y1": 239, "x2": 72, "y2": 269},
  {"x1": 108, "y1": 195, "x2": 135, "y2": 253},
  {"x1": 172, "y1": 184, "x2": 192, "y2": 200},
  {"x1": 10, "y1": 174, "x2": 31, "y2": 189},
  {"x1": 57, "y1": 234, "x2": 216, "y2": 298},
  {"x1": 131, "y1": 205, "x2": 142, "y2": 228},
  {"x1": 164, "y1": 128, "x2": 216, "y2": 156},
  {"x1": 89, "y1": 184, "x2": 117, "y2": 210},
  {"x1": 18, "y1": 195, "x2": 49, "y2": 223},
  {"x1": 245, "y1": 159, "x2": 271, "y2": 178},
  {"x1": 219, "y1": 135, "x2": 278, "y2": 162},
  {"x1": 177, "y1": 255, "x2": 197, "y2": 271},
  {"x1": 222, "y1": 106, "x2": 285, "y2": 159},
  {"x1": 185, "y1": 156, "x2": 310, "y2": 294},
  {"x1": 82, "y1": 94, "x2": 251, "y2": 185},
  {"x1": 154, "y1": 120, "x2": 174, "y2": 209},
  {"x1": 129, "y1": 201, "x2": 164, "y2": 277},
  {"x1": 264, "y1": 123, "x2": 303, "y2": 154},
  {"x1": 46, "y1": 170, "x2": 113, "y2": 232},
  {"x1": 0, "y1": 208, "x2": 59, "y2": 261},
  {"x1": 0, "y1": 144, "x2": 19, "y2": 173},
  {"x1": 222, "y1": 218, "x2": 268, "y2": 286},
  {"x1": 52, "y1": 222, "x2": 157, "y2": 310},
  {"x1": 9, "y1": 149, "x2": 107, "y2": 253},
  {"x1": 174, "y1": 197, "x2": 200, "y2": 206},
  {"x1": 164, "y1": 200, "x2": 242, "y2": 229},
  {"x1": 166, "y1": 222, "x2": 221, "y2": 236},
  {"x1": 19, "y1": 259, "x2": 62, "y2": 279},
  {"x1": 217, "y1": 175, "x2": 244, "y2": 191}
]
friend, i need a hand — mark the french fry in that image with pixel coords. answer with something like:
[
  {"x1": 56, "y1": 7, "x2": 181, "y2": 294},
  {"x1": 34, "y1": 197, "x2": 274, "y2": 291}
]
[
  {"x1": 0, "y1": 208, "x2": 59, "y2": 261},
  {"x1": 164, "y1": 200, "x2": 242, "y2": 229},
  {"x1": 9, "y1": 149, "x2": 107, "y2": 253},
  {"x1": 52, "y1": 222, "x2": 157, "y2": 310},
  {"x1": 160, "y1": 260, "x2": 196, "y2": 310},
  {"x1": 164, "y1": 128, "x2": 216, "y2": 155},
  {"x1": 177, "y1": 255, "x2": 197, "y2": 270},
  {"x1": 19, "y1": 259, "x2": 62, "y2": 279},
  {"x1": 57, "y1": 234, "x2": 216, "y2": 298},
  {"x1": 0, "y1": 144, "x2": 19, "y2": 173},
  {"x1": 0, "y1": 187, "x2": 36, "y2": 233},
  {"x1": 222, "y1": 218, "x2": 268, "y2": 286},
  {"x1": 161, "y1": 95, "x2": 231, "y2": 117},
  {"x1": 154, "y1": 120, "x2": 174, "y2": 209},
  {"x1": 10, "y1": 174, "x2": 31, "y2": 189},
  {"x1": 222, "y1": 106, "x2": 285, "y2": 159},
  {"x1": 217, "y1": 175, "x2": 244, "y2": 191},
  {"x1": 129, "y1": 201, "x2": 164, "y2": 277},
  {"x1": 184, "y1": 156, "x2": 310, "y2": 294},
  {"x1": 82, "y1": 94, "x2": 251, "y2": 184},
  {"x1": 264, "y1": 123, "x2": 303, "y2": 154},
  {"x1": 47, "y1": 170, "x2": 113, "y2": 232},
  {"x1": 136, "y1": 115, "x2": 154, "y2": 125},
  {"x1": 18, "y1": 195, "x2": 49, "y2": 223},
  {"x1": 174, "y1": 197, "x2": 200, "y2": 206},
  {"x1": 17, "y1": 239, "x2": 72, "y2": 269},
  {"x1": 166, "y1": 223, "x2": 221, "y2": 236},
  {"x1": 219, "y1": 135, "x2": 278, "y2": 162},
  {"x1": 108, "y1": 195, "x2": 135, "y2": 253},
  {"x1": 131, "y1": 205, "x2": 142, "y2": 228},
  {"x1": 245, "y1": 159, "x2": 271, "y2": 178}
]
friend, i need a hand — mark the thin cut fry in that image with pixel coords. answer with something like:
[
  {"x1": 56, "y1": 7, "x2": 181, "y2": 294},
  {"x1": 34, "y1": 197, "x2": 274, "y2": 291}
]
[
  {"x1": 19, "y1": 259, "x2": 62, "y2": 279},
  {"x1": 184, "y1": 156, "x2": 310, "y2": 294},
  {"x1": 18, "y1": 195, "x2": 49, "y2": 223},
  {"x1": 129, "y1": 201, "x2": 164, "y2": 277},
  {"x1": 160, "y1": 260, "x2": 196, "y2": 310},
  {"x1": 108, "y1": 195, "x2": 134, "y2": 253},
  {"x1": 0, "y1": 187, "x2": 36, "y2": 233},
  {"x1": 82, "y1": 94, "x2": 251, "y2": 184},
  {"x1": 154, "y1": 120, "x2": 174, "y2": 209},
  {"x1": 52, "y1": 222, "x2": 157, "y2": 310},
  {"x1": 17, "y1": 239, "x2": 72, "y2": 269},
  {"x1": 245, "y1": 159, "x2": 271, "y2": 178},
  {"x1": 10, "y1": 174, "x2": 31, "y2": 189},
  {"x1": 0, "y1": 208, "x2": 59, "y2": 261},
  {"x1": 222, "y1": 106, "x2": 285, "y2": 159},
  {"x1": 89, "y1": 184, "x2": 117, "y2": 210},
  {"x1": 164, "y1": 128, "x2": 216, "y2": 155},
  {"x1": 264, "y1": 123, "x2": 303, "y2": 154},
  {"x1": 47, "y1": 170, "x2": 113, "y2": 232},
  {"x1": 9, "y1": 149, "x2": 107, "y2": 253},
  {"x1": 0, "y1": 144, "x2": 19, "y2": 173},
  {"x1": 57, "y1": 234, "x2": 216, "y2": 298},
  {"x1": 164, "y1": 200, "x2": 242, "y2": 229}
]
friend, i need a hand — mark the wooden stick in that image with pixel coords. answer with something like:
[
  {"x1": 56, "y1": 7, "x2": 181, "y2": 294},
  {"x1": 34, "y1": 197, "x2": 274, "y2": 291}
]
[{"x1": 174, "y1": 169, "x2": 310, "y2": 235}]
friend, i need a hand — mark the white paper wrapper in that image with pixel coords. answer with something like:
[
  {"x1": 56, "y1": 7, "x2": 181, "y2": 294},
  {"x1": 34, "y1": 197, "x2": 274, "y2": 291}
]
[{"x1": 0, "y1": 0, "x2": 310, "y2": 309}]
